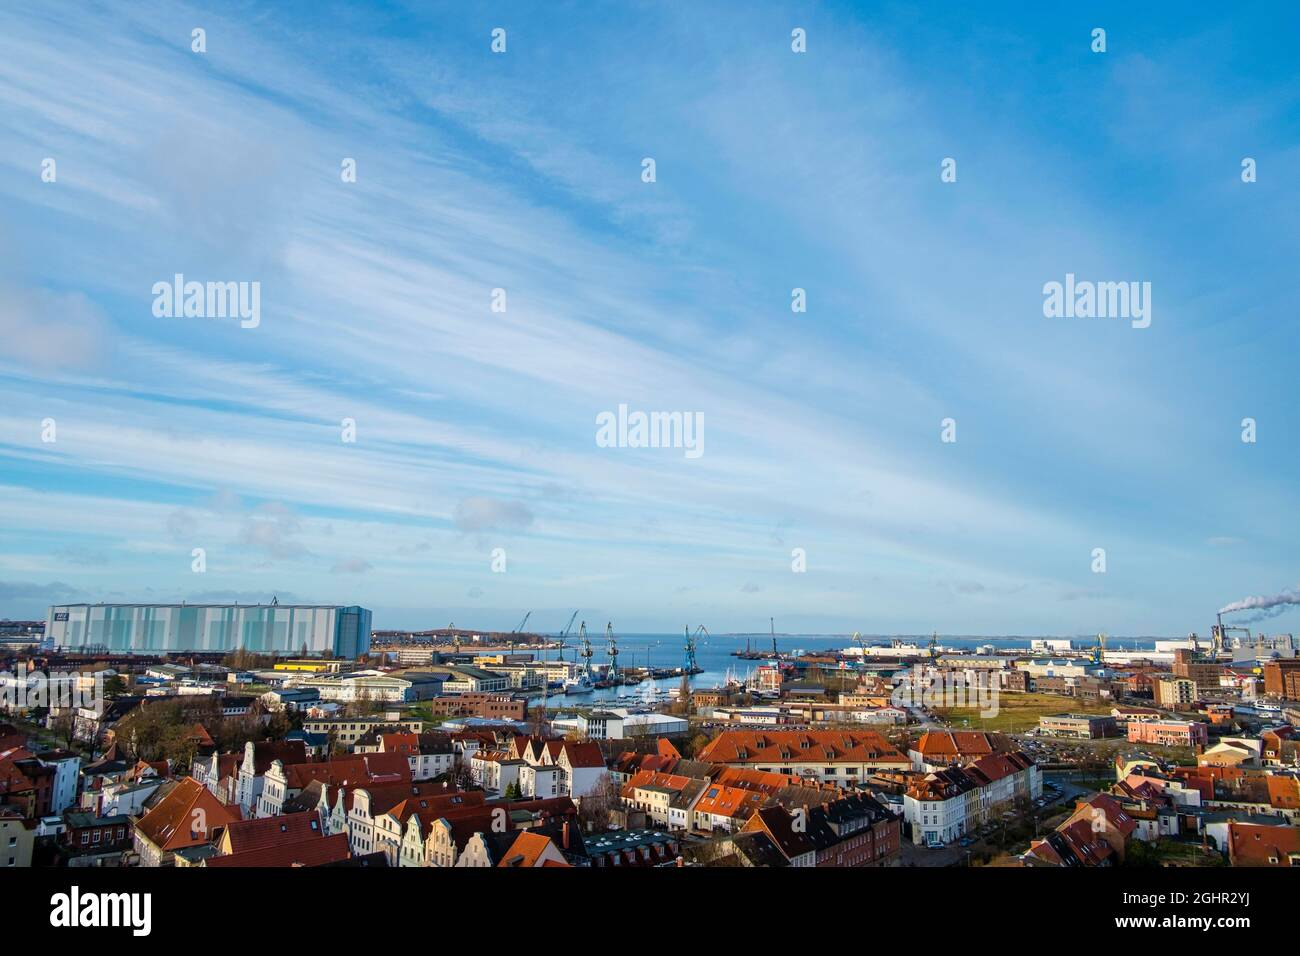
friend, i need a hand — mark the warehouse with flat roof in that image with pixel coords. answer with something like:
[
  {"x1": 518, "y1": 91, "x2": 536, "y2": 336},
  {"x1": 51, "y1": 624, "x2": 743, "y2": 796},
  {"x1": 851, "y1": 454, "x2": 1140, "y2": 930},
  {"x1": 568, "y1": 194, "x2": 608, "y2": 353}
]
[{"x1": 45, "y1": 603, "x2": 371, "y2": 657}]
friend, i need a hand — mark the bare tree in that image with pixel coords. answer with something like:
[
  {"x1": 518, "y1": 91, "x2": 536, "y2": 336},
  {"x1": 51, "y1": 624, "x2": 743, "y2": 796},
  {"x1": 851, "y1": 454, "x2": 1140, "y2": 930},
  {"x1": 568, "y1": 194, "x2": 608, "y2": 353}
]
[{"x1": 577, "y1": 771, "x2": 622, "y2": 832}]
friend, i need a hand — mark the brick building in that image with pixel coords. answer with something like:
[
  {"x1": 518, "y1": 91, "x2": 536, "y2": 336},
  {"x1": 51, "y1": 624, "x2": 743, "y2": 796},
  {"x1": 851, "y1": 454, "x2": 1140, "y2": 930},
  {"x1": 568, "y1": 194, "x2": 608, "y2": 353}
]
[
  {"x1": 1172, "y1": 650, "x2": 1224, "y2": 693},
  {"x1": 428, "y1": 694, "x2": 526, "y2": 721},
  {"x1": 1126, "y1": 720, "x2": 1209, "y2": 748},
  {"x1": 1263, "y1": 660, "x2": 1300, "y2": 700}
]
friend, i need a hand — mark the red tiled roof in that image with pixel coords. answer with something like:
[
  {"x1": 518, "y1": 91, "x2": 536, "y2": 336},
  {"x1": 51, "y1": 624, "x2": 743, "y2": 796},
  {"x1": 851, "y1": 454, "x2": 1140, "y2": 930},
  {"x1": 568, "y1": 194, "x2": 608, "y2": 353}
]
[
  {"x1": 247, "y1": 740, "x2": 309, "y2": 775},
  {"x1": 370, "y1": 785, "x2": 482, "y2": 821},
  {"x1": 206, "y1": 832, "x2": 350, "y2": 868},
  {"x1": 1227, "y1": 823, "x2": 1300, "y2": 867},
  {"x1": 695, "y1": 784, "x2": 766, "y2": 819},
  {"x1": 221, "y1": 812, "x2": 323, "y2": 854},
  {"x1": 561, "y1": 741, "x2": 606, "y2": 769},
  {"x1": 963, "y1": 751, "x2": 1036, "y2": 785},
  {"x1": 620, "y1": 770, "x2": 693, "y2": 799},
  {"x1": 914, "y1": 731, "x2": 1014, "y2": 761},
  {"x1": 135, "y1": 778, "x2": 241, "y2": 852},
  {"x1": 378, "y1": 732, "x2": 418, "y2": 755},
  {"x1": 743, "y1": 805, "x2": 817, "y2": 860},
  {"x1": 497, "y1": 831, "x2": 557, "y2": 867},
  {"x1": 1056, "y1": 819, "x2": 1115, "y2": 866},
  {"x1": 1266, "y1": 775, "x2": 1300, "y2": 811},
  {"x1": 282, "y1": 752, "x2": 411, "y2": 790},
  {"x1": 713, "y1": 766, "x2": 803, "y2": 793},
  {"x1": 1072, "y1": 793, "x2": 1137, "y2": 838},
  {"x1": 697, "y1": 731, "x2": 908, "y2": 767}
]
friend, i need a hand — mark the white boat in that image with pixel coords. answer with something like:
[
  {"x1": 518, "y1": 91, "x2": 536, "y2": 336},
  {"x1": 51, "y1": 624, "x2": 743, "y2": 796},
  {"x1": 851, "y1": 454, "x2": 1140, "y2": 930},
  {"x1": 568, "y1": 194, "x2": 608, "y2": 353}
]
[{"x1": 564, "y1": 676, "x2": 593, "y2": 695}]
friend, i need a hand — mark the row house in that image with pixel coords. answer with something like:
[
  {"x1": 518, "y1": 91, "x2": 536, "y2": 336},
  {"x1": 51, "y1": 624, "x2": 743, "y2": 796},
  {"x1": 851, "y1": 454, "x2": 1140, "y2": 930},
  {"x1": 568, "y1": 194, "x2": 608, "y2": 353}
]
[
  {"x1": 257, "y1": 752, "x2": 411, "y2": 817},
  {"x1": 235, "y1": 740, "x2": 307, "y2": 816},
  {"x1": 418, "y1": 796, "x2": 579, "y2": 867},
  {"x1": 469, "y1": 750, "x2": 524, "y2": 796},
  {"x1": 316, "y1": 781, "x2": 469, "y2": 859},
  {"x1": 203, "y1": 832, "x2": 351, "y2": 868},
  {"x1": 458, "y1": 819, "x2": 587, "y2": 867},
  {"x1": 356, "y1": 731, "x2": 456, "y2": 781},
  {"x1": 621, "y1": 770, "x2": 706, "y2": 829},
  {"x1": 501, "y1": 735, "x2": 608, "y2": 799},
  {"x1": 32, "y1": 749, "x2": 80, "y2": 814},
  {"x1": 519, "y1": 762, "x2": 564, "y2": 800},
  {"x1": 908, "y1": 730, "x2": 1016, "y2": 772},
  {"x1": 905, "y1": 767, "x2": 978, "y2": 846},
  {"x1": 301, "y1": 716, "x2": 425, "y2": 748},
  {"x1": 904, "y1": 750, "x2": 1041, "y2": 846},
  {"x1": 741, "y1": 793, "x2": 902, "y2": 867},
  {"x1": 215, "y1": 812, "x2": 323, "y2": 856},
  {"x1": 132, "y1": 778, "x2": 241, "y2": 867},
  {"x1": 692, "y1": 783, "x2": 767, "y2": 832},
  {"x1": 371, "y1": 789, "x2": 485, "y2": 865}
]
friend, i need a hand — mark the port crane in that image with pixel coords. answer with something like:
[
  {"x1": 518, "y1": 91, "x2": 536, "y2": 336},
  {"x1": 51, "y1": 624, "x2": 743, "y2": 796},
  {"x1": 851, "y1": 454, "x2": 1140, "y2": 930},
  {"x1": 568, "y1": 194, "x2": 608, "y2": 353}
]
[
  {"x1": 512, "y1": 611, "x2": 532, "y2": 635},
  {"x1": 928, "y1": 632, "x2": 939, "y2": 663},
  {"x1": 577, "y1": 622, "x2": 596, "y2": 682},
  {"x1": 1090, "y1": 632, "x2": 1107, "y2": 665},
  {"x1": 684, "y1": 625, "x2": 705, "y2": 673},
  {"x1": 606, "y1": 622, "x2": 620, "y2": 682}
]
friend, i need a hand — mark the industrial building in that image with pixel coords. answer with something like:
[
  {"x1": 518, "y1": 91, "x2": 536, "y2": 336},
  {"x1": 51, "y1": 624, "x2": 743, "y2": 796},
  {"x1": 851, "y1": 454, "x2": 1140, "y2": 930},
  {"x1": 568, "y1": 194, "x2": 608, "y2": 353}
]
[
  {"x1": 44, "y1": 603, "x2": 371, "y2": 658},
  {"x1": 550, "y1": 708, "x2": 689, "y2": 740},
  {"x1": 1038, "y1": 713, "x2": 1118, "y2": 739}
]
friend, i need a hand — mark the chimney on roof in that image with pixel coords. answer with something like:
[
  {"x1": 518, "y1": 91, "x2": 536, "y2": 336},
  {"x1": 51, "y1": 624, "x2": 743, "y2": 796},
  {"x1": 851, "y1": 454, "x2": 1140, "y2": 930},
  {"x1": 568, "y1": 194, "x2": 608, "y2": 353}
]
[{"x1": 562, "y1": 820, "x2": 570, "y2": 849}]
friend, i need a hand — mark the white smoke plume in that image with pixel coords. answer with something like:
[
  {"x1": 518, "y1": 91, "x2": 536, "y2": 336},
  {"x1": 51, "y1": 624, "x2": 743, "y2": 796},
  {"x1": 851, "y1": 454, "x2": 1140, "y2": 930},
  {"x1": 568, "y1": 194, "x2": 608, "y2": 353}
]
[{"x1": 1219, "y1": 586, "x2": 1300, "y2": 622}]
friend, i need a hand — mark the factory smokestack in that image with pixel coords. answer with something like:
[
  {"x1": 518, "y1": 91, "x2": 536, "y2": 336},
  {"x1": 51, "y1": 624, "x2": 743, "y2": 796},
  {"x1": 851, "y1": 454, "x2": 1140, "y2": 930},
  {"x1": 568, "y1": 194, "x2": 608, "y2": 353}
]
[{"x1": 1219, "y1": 586, "x2": 1300, "y2": 621}]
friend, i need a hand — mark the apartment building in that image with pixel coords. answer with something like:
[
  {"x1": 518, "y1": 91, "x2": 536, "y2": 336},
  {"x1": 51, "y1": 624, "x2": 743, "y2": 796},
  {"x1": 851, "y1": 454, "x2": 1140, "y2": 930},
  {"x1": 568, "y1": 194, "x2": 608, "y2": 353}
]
[
  {"x1": 1126, "y1": 720, "x2": 1210, "y2": 748},
  {"x1": 904, "y1": 751, "x2": 1041, "y2": 846},
  {"x1": 1154, "y1": 675, "x2": 1198, "y2": 709}
]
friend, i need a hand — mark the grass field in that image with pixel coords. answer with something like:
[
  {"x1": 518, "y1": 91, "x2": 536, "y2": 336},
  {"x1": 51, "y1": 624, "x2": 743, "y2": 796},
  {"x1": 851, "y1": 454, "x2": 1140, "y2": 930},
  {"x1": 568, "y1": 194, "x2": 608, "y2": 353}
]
[{"x1": 933, "y1": 692, "x2": 1115, "y2": 733}]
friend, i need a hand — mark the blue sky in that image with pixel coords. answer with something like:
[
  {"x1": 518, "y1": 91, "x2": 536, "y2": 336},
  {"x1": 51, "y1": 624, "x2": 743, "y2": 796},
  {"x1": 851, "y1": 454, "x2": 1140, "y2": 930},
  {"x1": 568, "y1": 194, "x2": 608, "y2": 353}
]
[{"x1": 1, "y1": 1, "x2": 1298, "y2": 636}]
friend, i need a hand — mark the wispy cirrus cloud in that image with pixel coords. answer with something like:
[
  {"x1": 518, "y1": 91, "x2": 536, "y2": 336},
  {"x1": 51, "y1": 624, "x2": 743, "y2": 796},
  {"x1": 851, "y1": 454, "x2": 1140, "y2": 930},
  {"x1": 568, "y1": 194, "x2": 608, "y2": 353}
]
[{"x1": 0, "y1": 2, "x2": 1297, "y2": 633}]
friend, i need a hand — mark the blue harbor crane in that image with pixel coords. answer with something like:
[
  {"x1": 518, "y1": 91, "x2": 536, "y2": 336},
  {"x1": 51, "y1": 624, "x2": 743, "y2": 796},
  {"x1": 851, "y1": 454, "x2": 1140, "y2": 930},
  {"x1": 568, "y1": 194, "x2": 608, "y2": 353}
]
[
  {"x1": 684, "y1": 625, "x2": 707, "y2": 674},
  {"x1": 578, "y1": 622, "x2": 596, "y2": 683},
  {"x1": 606, "y1": 622, "x2": 620, "y2": 683}
]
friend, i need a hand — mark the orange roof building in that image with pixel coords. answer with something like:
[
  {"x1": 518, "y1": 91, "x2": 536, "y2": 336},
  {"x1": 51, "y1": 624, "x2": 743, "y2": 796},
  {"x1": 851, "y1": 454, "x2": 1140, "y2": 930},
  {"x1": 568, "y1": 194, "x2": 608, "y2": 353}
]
[
  {"x1": 697, "y1": 731, "x2": 908, "y2": 785},
  {"x1": 205, "y1": 832, "x2": 351, "y2": 868},
  {"x1": 133, "y1": 778, "x2": 240, "y2": 866},
  {"x1": 496, "y1": 830, "x2": 567, "y2": 867},
  {"x1": 1226, "y1": 822, "x2": 1300, "y2": 867},
  {"x1": 910, "y1": 731, "x2": 1015, "y2": 769}
]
